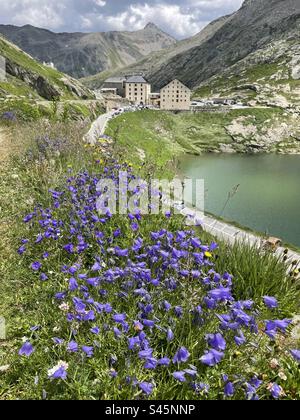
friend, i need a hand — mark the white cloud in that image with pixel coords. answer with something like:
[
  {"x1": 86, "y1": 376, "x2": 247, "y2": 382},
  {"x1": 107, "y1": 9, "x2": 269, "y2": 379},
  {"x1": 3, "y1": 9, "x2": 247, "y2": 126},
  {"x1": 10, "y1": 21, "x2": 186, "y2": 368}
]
[
  {"x1": 105, "y1": 3, "x2": 203, "y2": 37},
  {"x1": 1, "y1": 0, "x2": 66, "y2": 29},
  {"x1": 0, "y1": 0, "x2": 245, "y2": 37},
  {"x1": 81, "y1": 17, "x2": 93, "y2": 29},
  {"x1": 94, "y1": 0, "x2": 106, "y2": 7}
]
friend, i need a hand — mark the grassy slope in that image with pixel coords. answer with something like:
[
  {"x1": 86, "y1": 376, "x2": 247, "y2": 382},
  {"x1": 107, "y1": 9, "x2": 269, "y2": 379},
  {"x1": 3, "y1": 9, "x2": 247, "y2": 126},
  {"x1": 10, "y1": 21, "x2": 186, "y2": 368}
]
[
  {"x1": 194, "y1": 62, "x2": 287, "y2": 98},
  {"x1": 106, "y1": 108, "x2": 288, "y2": 170},
  {"x1": 0, "y1": 37, "x2": 73, "y2": 100},
  {"x1": 0, "y1": 36, "x2": 101, "y2": 122},
  {"x1": 0, "y1": 100, "x2": 105, "y2": 123},
  {"x1": 0, "y1": 75, "x2": 41, "y2": 98}
]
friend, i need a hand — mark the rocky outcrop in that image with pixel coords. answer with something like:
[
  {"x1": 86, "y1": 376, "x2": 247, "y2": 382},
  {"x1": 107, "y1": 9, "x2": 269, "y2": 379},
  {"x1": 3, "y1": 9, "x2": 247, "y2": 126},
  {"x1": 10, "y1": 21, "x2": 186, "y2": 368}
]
[
  {"x1": 194, "y1": 31, "x2": 300, "y2": 112},
  {"x1": 6, "y1": 59, "x2": 60, "y2": 100},
  {"x1": 258, "y1": 94, "x2": 291, "y2": 109},
  {"x1": 224, "y1": 114, "x2": 300, "y2": 153},
  {"x1": 235, "y1": 84, "x2": 260, "y2": 93},
  {"x1": 60, "y1": 77, "x2": 90, "y2": 100}
]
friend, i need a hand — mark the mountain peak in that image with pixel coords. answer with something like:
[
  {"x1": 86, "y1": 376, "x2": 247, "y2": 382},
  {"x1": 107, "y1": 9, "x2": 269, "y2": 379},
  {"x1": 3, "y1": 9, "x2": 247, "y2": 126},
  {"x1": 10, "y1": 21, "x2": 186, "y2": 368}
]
[
  {"x1": 241, "y1": 0, "x2": 258, "y2": 7},
  {"x1": 144, "y1": 22, "x2": 159, "y2": 30}
]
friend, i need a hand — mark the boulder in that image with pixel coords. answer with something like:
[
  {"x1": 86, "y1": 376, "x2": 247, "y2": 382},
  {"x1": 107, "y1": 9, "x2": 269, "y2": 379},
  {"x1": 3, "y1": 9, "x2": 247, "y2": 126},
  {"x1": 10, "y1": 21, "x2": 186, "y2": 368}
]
[
  {"x1": 60, "y1": 77, "x2": 92, "y2": 100},
  {"x1": 6, "y1": 58, "x2": 60, "y2": 100},
  {"x1": 34, "y1": 76, "x2": 60, "y2": 100}
]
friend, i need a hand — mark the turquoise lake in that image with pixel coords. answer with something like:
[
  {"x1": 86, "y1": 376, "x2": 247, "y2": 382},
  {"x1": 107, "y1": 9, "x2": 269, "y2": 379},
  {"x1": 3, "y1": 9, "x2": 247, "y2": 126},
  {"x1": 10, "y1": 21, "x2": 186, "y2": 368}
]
[{"x1": 180, "y1": 153, "x2": 300, "y2": 248}]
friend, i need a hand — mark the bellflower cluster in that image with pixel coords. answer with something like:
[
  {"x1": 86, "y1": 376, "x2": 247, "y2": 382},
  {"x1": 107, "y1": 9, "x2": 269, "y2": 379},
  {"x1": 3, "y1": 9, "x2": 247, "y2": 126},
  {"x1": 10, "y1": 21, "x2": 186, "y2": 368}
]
[{"x1": 17, "y1": 159, "x2": 296, "y2": 399}]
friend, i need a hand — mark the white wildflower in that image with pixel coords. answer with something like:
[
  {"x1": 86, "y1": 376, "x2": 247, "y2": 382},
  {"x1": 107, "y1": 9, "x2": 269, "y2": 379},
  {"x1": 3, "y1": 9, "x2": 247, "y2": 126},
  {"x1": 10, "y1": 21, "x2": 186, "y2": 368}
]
[
  {"x1": 58, "y1": 302, "x2": 69, "y2": 312},
  {"x1": 0, "y1": 365, "x2": 10, "y2": 373},
  {"x1": 270, "y1": 358, "x2": 279, "y2": 369},
  {"x1": 278, "y1": 371, "x2": 287, "y2": 381}
]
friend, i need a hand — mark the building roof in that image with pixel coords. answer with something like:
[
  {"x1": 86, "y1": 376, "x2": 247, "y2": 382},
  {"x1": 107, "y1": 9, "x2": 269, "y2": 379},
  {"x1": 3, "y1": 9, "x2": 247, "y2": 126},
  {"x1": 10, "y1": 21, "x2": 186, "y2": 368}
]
[
  {"x1": 125, "y1": 76, "x2": 149, "y2": 84},
  {"x1": 104, "y1": 77, "x2": 126, "y2": 83}
]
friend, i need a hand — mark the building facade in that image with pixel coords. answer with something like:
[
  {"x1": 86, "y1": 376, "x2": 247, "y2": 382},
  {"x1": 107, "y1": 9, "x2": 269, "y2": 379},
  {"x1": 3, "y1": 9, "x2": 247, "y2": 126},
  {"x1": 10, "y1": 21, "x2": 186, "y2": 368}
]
[
  {"x1": 149, "y1": 92, "x2": 161, "y2": 108},
  {"x1": 125, "y1": 76, "x2": 151, "y2": 105},
  {"x1": 102, "y1": 77, "x2": 127, "y2": 97},
  {"x1": 160, "y1": 79, "x2": 191, "y2": 111}
]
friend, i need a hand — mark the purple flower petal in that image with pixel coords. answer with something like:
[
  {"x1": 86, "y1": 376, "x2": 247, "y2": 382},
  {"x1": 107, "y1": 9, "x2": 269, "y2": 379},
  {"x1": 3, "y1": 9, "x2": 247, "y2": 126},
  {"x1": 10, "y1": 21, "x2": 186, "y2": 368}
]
[
  {"x1": 224, "y1": 382, "x2": 235, "y2": 397},
  {"x1": 263, "y1": 296, "x2": 278, "y2": 309},
  {"x1": 290, "y1": 349, "x2": 300, "y2": 362},
  {"x1": 173, "y1": 371, "x2": 186, "y2": 382},
  {"x1": 19, "y1": 342, "x2": 34, "y2": 357},
  {"x1": 206, "y1": 333, "x2": 226, "y2": 351},
  {"x1": 139, "y1": 382, "x2": 154, "y2": 395},
  {"x1": 200, "y1": 349, "x2": 224, "y2": 366},
  {"x1": 173, "y1": 347, "x2": 190, "y2": 364}
]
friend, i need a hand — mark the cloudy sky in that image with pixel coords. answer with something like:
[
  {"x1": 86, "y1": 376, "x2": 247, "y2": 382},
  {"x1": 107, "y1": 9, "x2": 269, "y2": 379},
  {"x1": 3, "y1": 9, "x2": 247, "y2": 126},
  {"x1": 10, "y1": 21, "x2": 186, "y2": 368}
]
[{"x1": 0, "y1": 0, "x2": 244, "y2": 38}]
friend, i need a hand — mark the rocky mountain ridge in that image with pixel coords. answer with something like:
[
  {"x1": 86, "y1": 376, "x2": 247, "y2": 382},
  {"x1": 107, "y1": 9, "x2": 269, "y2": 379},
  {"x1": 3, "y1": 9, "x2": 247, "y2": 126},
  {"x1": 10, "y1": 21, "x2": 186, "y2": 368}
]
[
  {"x1": 0, "y1": 23, "x2": 176, "y2": 79},
  {"x1": 144, "y1": 0, "x2": 300, "y2": 90},
  {"x1": 82, "y1": 13, "x2": 234, "y2": 89},
  {"x1": 194, "y1": 29, "x2": 300, "y2": 108}
]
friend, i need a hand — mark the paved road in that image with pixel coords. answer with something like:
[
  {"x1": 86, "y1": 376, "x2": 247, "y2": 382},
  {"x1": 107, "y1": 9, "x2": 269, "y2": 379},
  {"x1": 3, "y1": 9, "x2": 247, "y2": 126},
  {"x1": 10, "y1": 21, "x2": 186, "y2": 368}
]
[
  {"x1": 84, "y1": 110, "x2": 114, "y2": 144},
  {"x1": 180, "y1": 207, "x2": 300, "y2": 267}
]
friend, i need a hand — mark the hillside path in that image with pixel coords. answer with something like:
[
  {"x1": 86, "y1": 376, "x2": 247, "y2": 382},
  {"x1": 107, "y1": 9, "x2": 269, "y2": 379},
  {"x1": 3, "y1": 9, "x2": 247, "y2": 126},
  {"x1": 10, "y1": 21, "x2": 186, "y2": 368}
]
[{"x1": 84, "y1": 110, "x2": 114, "y2": 144}]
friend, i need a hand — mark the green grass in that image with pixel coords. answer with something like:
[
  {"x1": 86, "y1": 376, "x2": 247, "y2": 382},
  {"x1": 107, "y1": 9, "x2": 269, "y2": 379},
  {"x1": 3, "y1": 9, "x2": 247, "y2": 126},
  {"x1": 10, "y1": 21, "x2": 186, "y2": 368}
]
[
  {"x1": 106, "y1": 108, "x2": 287, "y2": 170},
  {"x1": 0, "y1": 76, "x2": 40, "y2": 99},
  {"x1": 213, "y1": 240, "x2": 299, "y2": 313},
  {"x1": 0, "y1": 99, "x2": 105, "y2": 123},
  {"x1": 0, "y1": 100, "x2": 52, "y2": 121}
]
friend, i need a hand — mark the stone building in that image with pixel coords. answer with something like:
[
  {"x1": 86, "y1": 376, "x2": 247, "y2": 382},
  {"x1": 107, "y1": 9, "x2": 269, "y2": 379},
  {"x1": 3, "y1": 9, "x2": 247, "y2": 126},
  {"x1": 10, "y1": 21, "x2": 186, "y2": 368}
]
[
  {"x1": 125, "y1": 76, "x2": 151, "y2": 105},
  {"x1": 149, "y1": 92, "x2": 161, "y2": 107},
  {"x1": 160, "y1": 79, "x2": 191, "y2": 110},
  {"x1": 102, "y1": 77, "x2": 127, "y2": 97}
]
